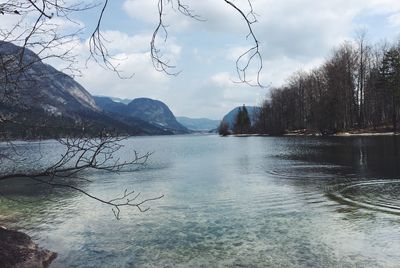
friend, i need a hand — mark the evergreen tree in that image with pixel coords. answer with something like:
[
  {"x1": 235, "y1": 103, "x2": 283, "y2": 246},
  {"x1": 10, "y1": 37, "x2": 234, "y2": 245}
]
[
  {"x1": 241, "y1": 105, "x2": 251, "y2": 133},
  {"x1": 380, "y1": 48, "x2": 400, "y2": 132},
  {"x1": 233, "y1": 107, "x2": 243, "y2": 134},
  {"x1": 233, "y1": 105, "x2": 251, "y2": 134}
]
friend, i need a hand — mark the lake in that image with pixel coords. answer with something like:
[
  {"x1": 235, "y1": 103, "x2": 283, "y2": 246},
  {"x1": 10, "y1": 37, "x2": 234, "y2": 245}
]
[{"x1": 1, "y1": 135, "x2": 400, "y2": 267}]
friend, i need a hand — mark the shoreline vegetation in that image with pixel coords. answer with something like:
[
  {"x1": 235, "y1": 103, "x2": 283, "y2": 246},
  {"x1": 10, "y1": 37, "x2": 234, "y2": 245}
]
[
  {"x1": 284, "y1": 126, "x2": 400, "y2": 137},
  {"x1": 253, "y1": 37, "x2": 400, "y2": 136},
  {"x1": 230, "y1": 130, "x2": 400, "y2": 138},
  {"x1": 220, "y1": 36, "x2": 400, "y2": 138},
  {"x1": 219, "y1": 103, "x2": 400, "y2": 138},
  {"x1": 0, "y1": 226, "x2": 56, "y2": 268}
]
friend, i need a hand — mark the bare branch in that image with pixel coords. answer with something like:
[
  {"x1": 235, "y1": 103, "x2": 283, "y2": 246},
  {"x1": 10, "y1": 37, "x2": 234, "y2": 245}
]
[
  {"x1": 0, "y1": 136, "x2": 162, "y2": 219},
  {"x1": 28, "y1": 176, "x2": 164, "y2": 220},
  {"x1": 224, "y1": 0, "x2": 263, "y2": 87},
  {"x1": 87, "y1": 0, "x2": 133, "y2": 79},
  {"x1": 2, "y1": 0, "x2": 263, "y2": 84},
  {"x1": 27, "y1": 0, "x2": 53, "y2": 19},
  {"x1": 148, "y1": 0, "x2": 264, "y2": 85}
]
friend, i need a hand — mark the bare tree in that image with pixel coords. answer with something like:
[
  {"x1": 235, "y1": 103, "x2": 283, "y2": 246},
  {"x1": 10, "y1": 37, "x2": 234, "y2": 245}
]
[
  {"x1": 254, "y1": 36, "x2": 400, "y2": 136},
  {"x1": 354, "y1": 30, "x2": 372, "y2": 128}
]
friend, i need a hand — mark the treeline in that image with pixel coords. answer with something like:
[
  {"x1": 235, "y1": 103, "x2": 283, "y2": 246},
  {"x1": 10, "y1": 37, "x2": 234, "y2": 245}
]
[
  {"x1": 218, "y1": 105, "x2": 252, "y2": 136},
  {"x1": 254, "y1": 35, "x2": 400, "y2": 135}
]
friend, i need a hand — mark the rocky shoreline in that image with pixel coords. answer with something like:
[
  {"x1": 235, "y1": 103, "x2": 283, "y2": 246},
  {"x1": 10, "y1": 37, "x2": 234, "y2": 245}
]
[{"x1": 0, "y1": 226, "x2": 57, "y2": 268}]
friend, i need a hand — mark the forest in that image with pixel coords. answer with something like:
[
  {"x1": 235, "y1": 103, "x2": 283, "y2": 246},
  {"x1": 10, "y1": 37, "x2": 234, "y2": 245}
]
[{"x1": 251, "y1": 34, "x2": 400, "y2": 136}]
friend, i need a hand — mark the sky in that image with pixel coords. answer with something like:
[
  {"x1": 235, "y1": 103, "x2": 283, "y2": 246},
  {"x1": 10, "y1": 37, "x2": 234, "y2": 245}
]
[{"x1": 4, "y1": 0, "x2": 400, "y2": 119}]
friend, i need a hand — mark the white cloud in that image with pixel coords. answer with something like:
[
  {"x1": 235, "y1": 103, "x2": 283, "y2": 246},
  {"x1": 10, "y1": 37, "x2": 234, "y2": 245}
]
[
  {"x1": 199, "y1": 72, "x2": 266, "y2": 116},
  {"x1": 123, "y1": 0, "x2": 159, "y2": 24},
  {"x1": 124, "y1": 0, "x2": 400, "y2": 58},
  {"x1": 5, "y1": 0, "x2": 400, "y2": 119},
  {"x1": 389, "y1": 13, "x2": 400, "y2": 27},
  {"x1": 99, "y1": 31, "x2": 152, "y2": 53},
  {"x1": 86, "y1": 0, "x2": 400, "y2": 118},
  {"x1": 122, "y1": 0, "x2": 247, "y2": 33},
  {"x1": 226, "y1": 46, "x2": 253, "y2": 61},
  {"x1": 210, "y1": 72, "x2": 234, "y2": 88},
  {"x1": 37, "y1": 30, "x2": 176, "y2": 104},
  {"x1": 76, "y1": 51, "x2": 170, "y2": 99},
  {"x1": 261, "y1": 56, "x2": 325, "y2": 87}
]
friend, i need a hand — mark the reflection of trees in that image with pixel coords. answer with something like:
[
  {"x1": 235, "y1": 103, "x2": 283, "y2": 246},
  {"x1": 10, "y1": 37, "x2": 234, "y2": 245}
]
[{"x1": 276, "y1": 137, "x2": 400, "y2": 180}]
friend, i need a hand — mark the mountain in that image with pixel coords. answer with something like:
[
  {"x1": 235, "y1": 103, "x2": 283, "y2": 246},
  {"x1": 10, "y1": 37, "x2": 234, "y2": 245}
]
[
  {"x1": 111, "y1": 97, "x2": 132, "y2": 105},
  {"x1": 176, "y1": 116, "x2": 220, "y2": 132},
  {"x1": 0, "y1": 41, "x2": 171, "y2": 138},
  {"x1": 94, "y1": 96, "x2": 189, "y2": 134},
  {"x1": 0, "y1": 41, "x2": 98, "y2": 114},
  {"x1": 127, "y1": 98, "x2": 188, "y2": 134},
  {"x1": 99, "y1": 96, "x2": 132, "y2": 105},
  {"x1": 93, "y1": 96, "x2": 174, "y2": 135},
  {"x1": 222, "y1": 106, "x2": 260, "y2": 130},
  {"x1": 93, "y1": 96, "x2": 129, "y2": 115}
]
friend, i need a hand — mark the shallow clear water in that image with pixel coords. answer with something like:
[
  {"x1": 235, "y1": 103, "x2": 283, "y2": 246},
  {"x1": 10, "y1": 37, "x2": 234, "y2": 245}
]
[{"x1": 1, "y1": 135, "x2": 400, "y2": 267}]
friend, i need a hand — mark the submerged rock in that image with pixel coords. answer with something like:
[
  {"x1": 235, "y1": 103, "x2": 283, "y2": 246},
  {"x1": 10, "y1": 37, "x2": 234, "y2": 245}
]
[{"x1": 0, "y1": 226, "x2": 57, "y2": 268}]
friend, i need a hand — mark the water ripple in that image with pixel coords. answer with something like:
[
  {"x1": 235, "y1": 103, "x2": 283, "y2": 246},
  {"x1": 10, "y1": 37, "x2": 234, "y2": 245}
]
[
  {"x1": 266, "y1": 163, "x2": 352, "y2": 180},
  {"x1": 328, "y1": 180, "x2": 400, "y2": 215}
]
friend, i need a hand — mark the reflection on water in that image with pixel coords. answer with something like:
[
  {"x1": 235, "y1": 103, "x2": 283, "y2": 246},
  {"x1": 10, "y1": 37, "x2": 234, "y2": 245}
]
[{"x1": 1, "y1": 135, "x2": 400, "y2": 267}]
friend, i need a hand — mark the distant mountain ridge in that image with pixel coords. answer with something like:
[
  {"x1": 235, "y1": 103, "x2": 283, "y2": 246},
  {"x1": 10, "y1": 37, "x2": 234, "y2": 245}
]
[
  {"x1": 176, "y1": 116, "x2": 220, "y2": 132},
  {"x1": 0, "y1": 41, "x2": 99, "y2": 114},
  {"x1": 93, "y1": 96, "x2": 189, "y2": 134},
  {"x1": 96, "y1": 96, "x2": 132, "y2": 105},
  {"x1": 0, "y1": 41, "x2": 175, "y2": 138}
]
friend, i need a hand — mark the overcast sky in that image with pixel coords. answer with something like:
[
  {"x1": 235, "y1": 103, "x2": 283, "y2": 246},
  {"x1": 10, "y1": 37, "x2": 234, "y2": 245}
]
[{"x1": 17, "y1": 1, "x2": 400, "y2": 119}]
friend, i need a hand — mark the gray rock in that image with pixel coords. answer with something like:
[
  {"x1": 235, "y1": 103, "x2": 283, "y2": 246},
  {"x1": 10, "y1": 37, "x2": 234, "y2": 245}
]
[{"x1": 0, "y1": 227, "x2": 57, "y2": 268}]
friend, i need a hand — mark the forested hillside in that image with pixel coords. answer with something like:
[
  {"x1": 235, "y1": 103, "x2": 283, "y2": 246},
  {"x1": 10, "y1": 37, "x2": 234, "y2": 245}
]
[{"x1": 254, "y1": 36, "x2": 400, "y2": 135}]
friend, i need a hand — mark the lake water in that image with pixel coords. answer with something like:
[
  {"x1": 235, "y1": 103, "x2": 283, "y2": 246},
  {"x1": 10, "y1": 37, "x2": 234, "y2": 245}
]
[{"x1": 1, "y1": 135, "x2": 400, "y2": 267}]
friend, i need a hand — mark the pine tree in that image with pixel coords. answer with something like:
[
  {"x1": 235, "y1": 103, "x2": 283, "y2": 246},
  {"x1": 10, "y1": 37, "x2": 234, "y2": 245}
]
[
  {"x1": 380, "y1": 48, "x2": 400, "y2": 132},
  {"x1": 233, "y1": 105, "x2": 251, "y2": 134},
  {"x1": 241, "y1": 105, "x2": 251, "y2": 133}
]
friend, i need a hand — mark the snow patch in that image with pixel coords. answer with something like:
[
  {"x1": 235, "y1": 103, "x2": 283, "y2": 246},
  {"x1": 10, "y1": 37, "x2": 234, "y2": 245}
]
[{"x1": 42, "y1": 104, "x2": 62, "y2": 116}]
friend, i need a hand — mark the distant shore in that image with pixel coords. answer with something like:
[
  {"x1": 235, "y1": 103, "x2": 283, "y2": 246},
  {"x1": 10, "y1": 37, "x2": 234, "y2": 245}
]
[
  {"x1": 333, "y1": 131, "x2": 400, "y2": 137},
  {"x1": 285, "y1": 130, "x2": 400, "y2": 137},
  {"x1": 227, "y1": 128, "x2": 400, "y2": 137}
]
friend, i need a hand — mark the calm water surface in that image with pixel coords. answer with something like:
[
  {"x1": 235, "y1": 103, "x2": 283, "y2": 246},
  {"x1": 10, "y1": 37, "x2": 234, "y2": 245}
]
[{"x1": 1, "y1": 135, "x2": 400, "y2": 267}]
